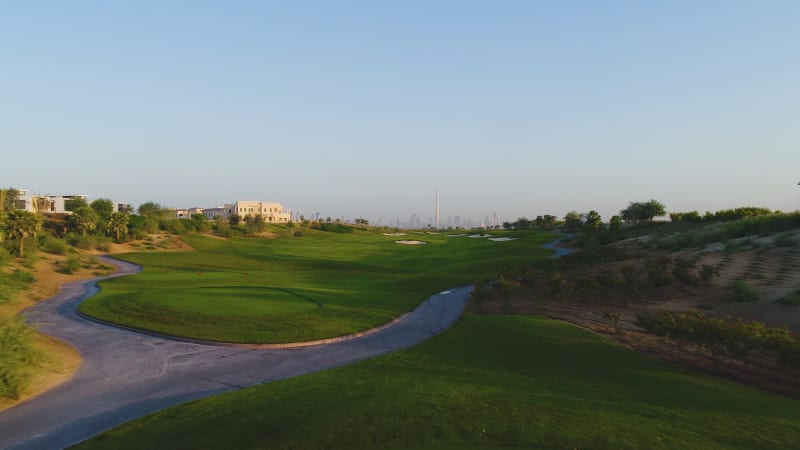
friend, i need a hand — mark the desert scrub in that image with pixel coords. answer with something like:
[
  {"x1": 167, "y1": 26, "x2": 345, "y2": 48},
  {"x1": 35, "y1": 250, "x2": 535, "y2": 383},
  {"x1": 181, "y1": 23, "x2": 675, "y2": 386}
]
[
  {"x1": 732, "y1": 279, "x2": 759, "y2": 302},
  {"x1": 57, "y1": 253, "x2": 82, "y2": 274}
]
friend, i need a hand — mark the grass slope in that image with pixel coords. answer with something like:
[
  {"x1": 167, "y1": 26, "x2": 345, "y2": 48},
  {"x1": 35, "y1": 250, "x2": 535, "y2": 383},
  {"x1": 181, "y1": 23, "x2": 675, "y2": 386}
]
[
  {"x1": 76, "y1": 314, "x2": 800, "y2": 450},
  {"x1": 80, "y1": 230, "x2": 556, "y2": 343}
]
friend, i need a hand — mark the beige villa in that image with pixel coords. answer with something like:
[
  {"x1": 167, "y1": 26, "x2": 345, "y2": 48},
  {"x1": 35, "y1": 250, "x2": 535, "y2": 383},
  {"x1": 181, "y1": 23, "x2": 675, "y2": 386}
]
[{"x1": 201, "y1": 201, "x2": 290, "y2": 223}]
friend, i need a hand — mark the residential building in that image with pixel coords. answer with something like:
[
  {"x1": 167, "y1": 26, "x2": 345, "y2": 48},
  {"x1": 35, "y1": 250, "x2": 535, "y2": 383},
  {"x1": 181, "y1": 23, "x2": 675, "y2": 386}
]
[{"x1": 221, "y1": 201, "x2": 290, "y2": 223}]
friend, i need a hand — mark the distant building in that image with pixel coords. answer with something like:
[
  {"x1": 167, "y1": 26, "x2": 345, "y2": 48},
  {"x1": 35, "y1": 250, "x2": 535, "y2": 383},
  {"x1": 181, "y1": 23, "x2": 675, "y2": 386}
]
[
  {"x1": 197, "y1": 201, "x2": 290, "y2": 223},
  {"x1": 221, "y1": 201, "x2": 290, "y2": 223},
  {"x1": 175, "y1": 207, "x2": 204, "y2": 218}
]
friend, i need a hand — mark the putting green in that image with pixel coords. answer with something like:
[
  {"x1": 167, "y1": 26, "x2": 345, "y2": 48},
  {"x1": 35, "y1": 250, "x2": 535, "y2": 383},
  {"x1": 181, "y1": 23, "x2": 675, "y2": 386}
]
[{"x1": 138, "y1": 286, "x2": 320, "y2": 315}]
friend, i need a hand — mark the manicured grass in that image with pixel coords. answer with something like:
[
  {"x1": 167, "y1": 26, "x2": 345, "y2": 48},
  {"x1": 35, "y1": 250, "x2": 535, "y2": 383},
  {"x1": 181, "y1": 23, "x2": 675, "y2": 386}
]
[
  {"x1": 80, "y1": 230, "x2": 556, "y2": 343},
  {"x1": 75, "y1": 314, "x2": 800, "y2": 449}
]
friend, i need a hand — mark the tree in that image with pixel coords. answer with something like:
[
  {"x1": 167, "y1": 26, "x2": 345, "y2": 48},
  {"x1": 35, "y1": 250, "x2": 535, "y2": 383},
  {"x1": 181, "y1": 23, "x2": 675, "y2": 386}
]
[
  {"x1": 620, "y1": 199, "x2": 666, "y2": 224},
  {"x1": 229, "y1": 214, "x2": 242, "y2": 226},
  {"x1": 563, "y1": 211, "x2": 583, "y2": 233},
  {"x1": 0, "y1": 188, "x2": 20, "y2": 212},
  {"x1": 3, "y1": 210, "x2": 42, "y2": 257},
  {"x1": 243, "y1": 214, "x2": 265, "y2": 236},
  {"x1": 70, "y1": 206, "x2": 98, "y2": 236},
  {"x1": 609, "y1": 215, "x2": 623, "y2": 233},
  {"x1": 64, "y1": 197, "x2": 88, "y2": 212},
  {"x1": 138, "y1": 202, "x2": 165, "y2": 217},
  {"x1": 90, "y1": 198, "x2": 115, "y2": 220},
  {"x1": 534, "y1": 215, "x2": 558, "y2": 231},
  {"x1": 107, "y1": 211, "x2": 129, "y2": 241},
  {"x1": 583, "y1": 210, "x2": 602, "y2": 232}
]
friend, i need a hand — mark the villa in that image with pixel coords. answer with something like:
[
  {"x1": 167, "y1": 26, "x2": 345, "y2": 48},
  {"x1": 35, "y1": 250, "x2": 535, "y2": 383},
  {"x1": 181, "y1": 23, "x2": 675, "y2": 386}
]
[{"x1": 199, "y1": 201, "x2": 290, "y2": 223}]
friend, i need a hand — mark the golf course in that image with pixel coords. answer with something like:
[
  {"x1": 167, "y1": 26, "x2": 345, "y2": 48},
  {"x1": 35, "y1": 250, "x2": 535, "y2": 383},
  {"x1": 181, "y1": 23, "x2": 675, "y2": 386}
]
[
  {"x1": 80, "y1": 230, "x2": 557, "y2": 343},
  {"x1": 67, "y1": 228, "x2": 800, "y2": 449}
]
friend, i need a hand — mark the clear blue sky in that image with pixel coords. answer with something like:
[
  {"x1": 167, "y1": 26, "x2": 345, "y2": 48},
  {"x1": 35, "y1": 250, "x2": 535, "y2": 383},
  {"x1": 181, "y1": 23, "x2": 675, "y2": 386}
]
[{"x1": 2, "y1": 1, "x2": 799, "y2": 225}]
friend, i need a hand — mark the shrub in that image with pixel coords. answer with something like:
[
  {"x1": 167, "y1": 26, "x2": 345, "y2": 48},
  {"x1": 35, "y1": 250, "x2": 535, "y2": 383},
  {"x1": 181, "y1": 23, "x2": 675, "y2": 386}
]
[
  {"x1": 10, "y1": 270, "x2": 35, "y2": 284},
  {"x1": 732, "y1": 279, "x2": 759, "y2": 302},
  {"x1": 41, "y1": 236, "x2": 69, "y2": 255},
  {"x1": 672, "y1": 257, "x2": 699, "y2": 286},
  {"x1": 94, "y1": 236, "x2": 112, "y2": 252},
  {"x1": 22, "y1": 250, "x2": 39, "y2": 269},
  {"x1": 58, "y1": 254, "x2": 82, "y2": 274},
  {"x1": 0, "y1": 315, "x2": 40, "y2": 399},
  {"x1": 699, "y1": 264, "x2": 720, "y2": 283},
  {"x1": 0, "y1": 247, "x2": 10, "y2": 267}
]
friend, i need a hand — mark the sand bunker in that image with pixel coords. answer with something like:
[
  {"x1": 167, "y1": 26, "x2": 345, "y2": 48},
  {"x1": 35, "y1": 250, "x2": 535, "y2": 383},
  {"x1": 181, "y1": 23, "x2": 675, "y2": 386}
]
[
  {"x1": 469, "y1": 234, "x2": 492, "y2": 238},
  {"x1": 382, "y1": 232, "x2": 406, "y2": 236},
  {"x1": 489, "y1": 237, "x2": 517, "y2": 242},
  {"x1": 395, "y1": 240, "x2": 427, "y2": 245}
]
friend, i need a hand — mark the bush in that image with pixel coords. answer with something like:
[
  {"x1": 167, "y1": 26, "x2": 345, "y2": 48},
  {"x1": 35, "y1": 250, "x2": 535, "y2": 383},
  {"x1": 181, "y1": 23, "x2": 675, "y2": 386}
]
[
  {"x1": 732, "y1": 279, "x2": 759, "y2": 302},
  {"x1": 10, "y1": 270, "x2": 35, "y2": 284},
  {"x1": 0, "y1": 247, "x2": 10, "y2": 267},
  {"x1": 58, "y1": 254, "x2": 82, "y2": 274},
  {"x1": 22, "y1": 250, "x2": 39, "y2": 269},
  {"x1": 0, "y1": 315, "x2": 40, "y2": 399},
  {"x1": 41, "y1": 236, "x2": 69, "y2": 255},
  {"x1": 94, "y1": 236, "x2": 112, "y2": 252}
]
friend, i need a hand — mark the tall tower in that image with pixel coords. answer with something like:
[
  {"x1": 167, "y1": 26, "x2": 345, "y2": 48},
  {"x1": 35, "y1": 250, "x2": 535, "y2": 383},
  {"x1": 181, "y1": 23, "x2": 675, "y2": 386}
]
[{"x1": 435, "y1": 189, "x2": 440, "y2": 229}]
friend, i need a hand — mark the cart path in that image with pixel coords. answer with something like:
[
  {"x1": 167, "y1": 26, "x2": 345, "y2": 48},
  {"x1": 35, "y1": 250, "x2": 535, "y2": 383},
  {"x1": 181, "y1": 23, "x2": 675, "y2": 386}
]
[{"x1": 0, "y1": 256, "x2": 472, "y2": 450}]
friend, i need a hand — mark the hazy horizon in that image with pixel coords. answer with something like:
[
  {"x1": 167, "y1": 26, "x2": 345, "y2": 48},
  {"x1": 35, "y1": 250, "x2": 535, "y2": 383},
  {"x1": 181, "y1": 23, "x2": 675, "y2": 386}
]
[{"x1": 3, "y1": 2, "x2": 799, "y2": 224}]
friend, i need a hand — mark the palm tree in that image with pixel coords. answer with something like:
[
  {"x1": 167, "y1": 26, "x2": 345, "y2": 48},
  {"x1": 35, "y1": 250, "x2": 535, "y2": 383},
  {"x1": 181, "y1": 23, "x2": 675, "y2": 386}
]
[
  {"x1": 107, "y1": 211, "x2": 129, "y2": 242},
  {"x1": 71, "y1": 206, "x2": 98, "y2": 237},
  {"x1": 3, "y1": 210, "x2": 42, "y2": 258}
]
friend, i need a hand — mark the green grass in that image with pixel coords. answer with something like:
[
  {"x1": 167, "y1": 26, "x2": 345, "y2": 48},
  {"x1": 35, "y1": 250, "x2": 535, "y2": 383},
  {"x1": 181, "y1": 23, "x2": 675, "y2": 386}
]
[
  {"x1": 75, "y1": 314, "x2": 800, "y2": 450},
  {"x1": 80, "y1": 230, "x2": 557, "y2": 343}
]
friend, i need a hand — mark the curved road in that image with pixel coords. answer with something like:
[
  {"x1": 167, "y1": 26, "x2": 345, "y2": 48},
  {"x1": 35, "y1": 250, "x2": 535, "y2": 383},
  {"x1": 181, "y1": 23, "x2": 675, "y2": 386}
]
[{"x1": 0, "y1": 256, "x2": 472, "y2": 449}]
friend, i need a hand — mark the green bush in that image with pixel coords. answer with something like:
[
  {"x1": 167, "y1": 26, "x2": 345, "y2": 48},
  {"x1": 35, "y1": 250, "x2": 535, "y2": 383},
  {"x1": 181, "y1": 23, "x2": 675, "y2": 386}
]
[
  {"x1": 41, "y1": 236, "x2": 69, "y2": 255},
  {"x1": 58, "y1": 254, "x2": 82, "y2": 274},
  {"x1": 94, "y1": 236, "x2": 112, "y2": 252},
  {"x1": 10, "y1": 270, "x2": 35, "y2": 284},
  {"x1": 22, "y1": 250, "x2": 39, "y2": 269},
  {"x1": 0, "y1": 247, "x2": 11, "y2": 267},
  {"x1": 0, "y1": 315, "x2": 40, "y2": 399},
  {"x1": 732, "y1": 279, "x2": 759, "y2": 302}
]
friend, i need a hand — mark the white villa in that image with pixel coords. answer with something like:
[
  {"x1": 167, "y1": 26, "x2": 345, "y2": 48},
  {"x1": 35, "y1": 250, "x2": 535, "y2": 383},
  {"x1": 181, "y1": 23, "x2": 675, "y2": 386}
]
[{"x1": 12, "y1": 190, "x2": 129, "y2": 214}]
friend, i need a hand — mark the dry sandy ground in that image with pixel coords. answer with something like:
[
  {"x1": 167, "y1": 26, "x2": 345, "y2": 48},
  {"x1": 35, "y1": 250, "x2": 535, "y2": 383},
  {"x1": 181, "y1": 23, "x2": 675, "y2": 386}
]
[{"x1": 0, "y1": 234, "x2": 195, "y2": 412}]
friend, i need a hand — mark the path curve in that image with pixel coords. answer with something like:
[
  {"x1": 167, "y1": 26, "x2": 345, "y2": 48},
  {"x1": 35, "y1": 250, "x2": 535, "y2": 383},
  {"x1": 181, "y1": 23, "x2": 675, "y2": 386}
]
[
  {"x1": 0, "y1": 256, "x2": 471, "y2": 450},
  {"x1": 0, "y1": 237, "x2": 566, "y2": 449}
]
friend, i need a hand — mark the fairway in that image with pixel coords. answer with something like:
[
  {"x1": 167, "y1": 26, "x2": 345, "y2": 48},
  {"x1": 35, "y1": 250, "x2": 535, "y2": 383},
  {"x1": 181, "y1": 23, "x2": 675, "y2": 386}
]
[
  {"x1": 75, "y1": 314, "x2": 800, "y2": 450},
  {"x1": 80, "y1": 230, "x2": 556, "y2": 343}
]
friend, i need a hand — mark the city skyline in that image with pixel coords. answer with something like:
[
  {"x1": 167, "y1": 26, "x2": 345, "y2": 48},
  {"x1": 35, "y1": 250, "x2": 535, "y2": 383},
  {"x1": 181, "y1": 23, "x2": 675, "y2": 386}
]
[{"x1": 2, "y1": 2, "x2": 799, "y2": 223}]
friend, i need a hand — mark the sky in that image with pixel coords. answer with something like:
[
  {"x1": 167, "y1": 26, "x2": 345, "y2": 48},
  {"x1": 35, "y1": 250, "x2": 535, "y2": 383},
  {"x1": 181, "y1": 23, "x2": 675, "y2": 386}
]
[{"x1": 2, "y1": 1, "x2": 799, "y2": 226}]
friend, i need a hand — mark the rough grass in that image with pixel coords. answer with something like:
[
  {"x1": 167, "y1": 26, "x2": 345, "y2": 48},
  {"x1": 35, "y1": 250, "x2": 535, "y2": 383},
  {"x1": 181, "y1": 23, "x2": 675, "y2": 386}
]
[
  {"x1": 80, "y1": 230, "x2": 557, "y2": 343},
  {"x1": 75, "y1": 314, "x2": 800, "y2": 450}
]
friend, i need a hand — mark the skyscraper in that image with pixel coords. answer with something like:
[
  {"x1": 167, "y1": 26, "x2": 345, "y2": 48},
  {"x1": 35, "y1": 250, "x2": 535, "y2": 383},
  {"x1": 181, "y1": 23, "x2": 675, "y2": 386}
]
[{"x1": 435, "y1": 189, "x2": 440, "y2": 229}]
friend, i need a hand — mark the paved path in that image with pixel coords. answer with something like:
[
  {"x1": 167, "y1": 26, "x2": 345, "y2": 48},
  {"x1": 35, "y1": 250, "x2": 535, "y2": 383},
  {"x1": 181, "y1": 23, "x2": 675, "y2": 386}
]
[{"x1": 0, "y1": 257, "x2": 472, "y2": 450}]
